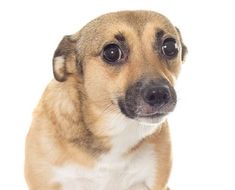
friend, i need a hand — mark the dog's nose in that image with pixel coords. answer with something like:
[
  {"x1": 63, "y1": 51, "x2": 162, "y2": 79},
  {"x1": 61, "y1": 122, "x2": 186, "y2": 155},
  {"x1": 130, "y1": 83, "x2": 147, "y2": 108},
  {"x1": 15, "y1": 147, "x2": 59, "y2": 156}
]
[{"x1": 142, "y1": 85, "x2": 170, "y2": 107}]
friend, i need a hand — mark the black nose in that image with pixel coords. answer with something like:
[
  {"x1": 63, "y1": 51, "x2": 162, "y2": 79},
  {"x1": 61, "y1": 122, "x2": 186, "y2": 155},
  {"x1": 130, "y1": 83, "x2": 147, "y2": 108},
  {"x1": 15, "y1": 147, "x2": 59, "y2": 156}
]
[{"x1": 142, "y1": 86, "x2": 171, "y2": 107}]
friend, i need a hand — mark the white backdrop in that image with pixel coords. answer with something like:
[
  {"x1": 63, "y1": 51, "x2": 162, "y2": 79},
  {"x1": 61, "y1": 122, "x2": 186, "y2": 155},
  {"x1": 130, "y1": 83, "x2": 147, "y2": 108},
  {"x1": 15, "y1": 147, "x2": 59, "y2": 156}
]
[{"x1": 0, "y1": 0, "x2": 235, "y2": 189}]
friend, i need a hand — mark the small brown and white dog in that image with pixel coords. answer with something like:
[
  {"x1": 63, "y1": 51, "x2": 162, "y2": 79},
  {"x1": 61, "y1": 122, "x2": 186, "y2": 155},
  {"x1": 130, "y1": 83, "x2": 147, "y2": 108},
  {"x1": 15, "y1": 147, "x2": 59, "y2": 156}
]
[{"x1": 25, "y1": 10, "x2": 187, "y2": 190}]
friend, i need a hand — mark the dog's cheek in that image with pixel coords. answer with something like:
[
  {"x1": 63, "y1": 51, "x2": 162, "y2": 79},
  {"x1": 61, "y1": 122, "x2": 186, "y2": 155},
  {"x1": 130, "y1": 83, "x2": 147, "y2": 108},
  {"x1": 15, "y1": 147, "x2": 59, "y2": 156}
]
[
  {"x1": 84, "y1": 60, "x2": 110, "y2": 102},
  {"x1": 170, "y1": 58, "x2": 182, "y2": 80}
]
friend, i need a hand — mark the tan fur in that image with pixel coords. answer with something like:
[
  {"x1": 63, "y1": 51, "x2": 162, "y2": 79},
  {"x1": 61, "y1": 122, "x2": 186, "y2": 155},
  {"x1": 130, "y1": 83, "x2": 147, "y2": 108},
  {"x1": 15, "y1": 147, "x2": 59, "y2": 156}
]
[{"x1": 25, "y1": 10, "x2": 186, "y2": 190}]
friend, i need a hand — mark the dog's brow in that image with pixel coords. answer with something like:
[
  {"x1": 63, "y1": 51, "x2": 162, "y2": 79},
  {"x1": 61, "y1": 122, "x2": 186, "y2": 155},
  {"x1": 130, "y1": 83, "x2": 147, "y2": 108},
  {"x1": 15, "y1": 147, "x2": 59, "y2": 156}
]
[
  {"x1": 154, "y1": 29, "x2": 166, "y2": 52},
  {"x1": 114, "y1": 33, "x2": 126, "y2": 42},
  {"x1": 156, "y1": 29, "x2": 165, "y2": 39}
]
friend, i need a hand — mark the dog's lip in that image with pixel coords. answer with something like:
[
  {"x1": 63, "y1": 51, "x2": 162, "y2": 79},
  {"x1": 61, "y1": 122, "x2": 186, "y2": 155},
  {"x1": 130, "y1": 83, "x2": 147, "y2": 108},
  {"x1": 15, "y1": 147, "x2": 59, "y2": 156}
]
[{"x1": 137, "y1": 112, "x2": 166, "y2": 118}]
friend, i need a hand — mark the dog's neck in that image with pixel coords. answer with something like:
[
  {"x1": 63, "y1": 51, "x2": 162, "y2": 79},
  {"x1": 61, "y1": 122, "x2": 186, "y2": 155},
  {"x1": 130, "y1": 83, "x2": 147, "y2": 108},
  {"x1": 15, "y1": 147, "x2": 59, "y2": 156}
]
[
  {"x1": 110, "y1": 122, "x2": 161, "y2": 156},
  {"x1": 66, "y1": 117, "x2": 163, "y2": 160},
  {"x1": 79, "y1": 114, "x2": 163, "y2": 159}
]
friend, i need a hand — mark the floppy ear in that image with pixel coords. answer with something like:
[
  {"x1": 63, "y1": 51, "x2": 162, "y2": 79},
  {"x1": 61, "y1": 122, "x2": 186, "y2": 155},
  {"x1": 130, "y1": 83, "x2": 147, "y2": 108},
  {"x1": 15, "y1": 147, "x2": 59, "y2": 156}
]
[
  {"x1": 53, "y1": 35, "x2": 78, "y2": 82},
  {"x1": 175, "y1": 27, "x2": 188, "y2": 62}
]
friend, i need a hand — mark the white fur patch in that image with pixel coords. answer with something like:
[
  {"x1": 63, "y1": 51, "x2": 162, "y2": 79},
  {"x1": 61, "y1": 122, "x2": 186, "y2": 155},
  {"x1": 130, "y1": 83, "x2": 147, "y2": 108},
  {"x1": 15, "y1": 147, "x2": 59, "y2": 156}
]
[{"x1": 53, "y1": 143, "x2": 157, "y2": 190}]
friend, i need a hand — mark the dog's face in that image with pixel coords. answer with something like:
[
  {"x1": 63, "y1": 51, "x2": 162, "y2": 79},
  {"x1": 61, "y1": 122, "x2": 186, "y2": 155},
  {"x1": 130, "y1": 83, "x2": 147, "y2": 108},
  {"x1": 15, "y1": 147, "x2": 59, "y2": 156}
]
[{"x1": 53, "y1": 11, "x2": 187, "y2": 135}]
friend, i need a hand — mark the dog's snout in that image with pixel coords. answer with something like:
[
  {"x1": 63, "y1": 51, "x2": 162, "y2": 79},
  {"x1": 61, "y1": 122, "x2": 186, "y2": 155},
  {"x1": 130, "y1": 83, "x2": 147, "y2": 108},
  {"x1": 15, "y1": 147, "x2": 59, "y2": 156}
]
[
  {"x1": 142, "y1": 86, "x2": 170, "y2": 107},
  {"x1": 118, "y1": 78, "x2": 177, "y2": 120}
]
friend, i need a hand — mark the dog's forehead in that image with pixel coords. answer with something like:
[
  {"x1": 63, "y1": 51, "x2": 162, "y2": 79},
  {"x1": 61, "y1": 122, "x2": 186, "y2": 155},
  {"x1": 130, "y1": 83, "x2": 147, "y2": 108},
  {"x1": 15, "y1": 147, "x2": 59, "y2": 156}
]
[
  {"x1": 73, "y1": 11, "x2": 177, "y2": 54},
  {"x1": 95, "y1": 11, "x2": 162, "y2": 34}
]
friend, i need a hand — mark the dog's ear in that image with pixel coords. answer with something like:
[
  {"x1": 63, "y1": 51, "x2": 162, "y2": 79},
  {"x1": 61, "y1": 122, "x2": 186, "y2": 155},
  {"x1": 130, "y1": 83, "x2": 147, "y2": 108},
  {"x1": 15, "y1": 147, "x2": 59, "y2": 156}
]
[
  {"x1": 53, "y1": 35, "x2": 78, "y2": 82},
  {"x1": 175, "y1": 27, "x2": 188, "y2": 62}
]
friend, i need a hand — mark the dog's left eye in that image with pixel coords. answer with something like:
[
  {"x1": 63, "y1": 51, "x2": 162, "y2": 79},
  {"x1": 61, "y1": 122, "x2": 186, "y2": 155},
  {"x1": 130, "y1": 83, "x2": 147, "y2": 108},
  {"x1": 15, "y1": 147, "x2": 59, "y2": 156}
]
[
  {"x1": 161, "y1": 38, "x2": 179, "y2": 58},
  {"x1": 102, "y1": 44, "x2": 123, "y2": 64}
]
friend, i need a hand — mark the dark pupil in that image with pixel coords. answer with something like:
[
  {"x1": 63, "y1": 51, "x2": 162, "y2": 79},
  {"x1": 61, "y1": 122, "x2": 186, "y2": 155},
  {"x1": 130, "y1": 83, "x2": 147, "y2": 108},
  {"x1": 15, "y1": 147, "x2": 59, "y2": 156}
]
[
  {"x1": 103, "y1": 44, "x2": 121, "y2": 62},
  {"x1": 162, "y1": 39, "x2": 178, "y2": 57}
]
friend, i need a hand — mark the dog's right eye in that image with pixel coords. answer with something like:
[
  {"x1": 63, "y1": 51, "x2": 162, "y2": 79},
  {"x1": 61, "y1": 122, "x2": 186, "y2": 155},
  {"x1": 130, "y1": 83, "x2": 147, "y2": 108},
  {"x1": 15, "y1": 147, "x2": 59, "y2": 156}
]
[
  {"x1": 161, "y1": 38, "x2": 179, "y2": 59},
  {"x1": 102, "y1": 44, "x2": 123, "y2": 64}
]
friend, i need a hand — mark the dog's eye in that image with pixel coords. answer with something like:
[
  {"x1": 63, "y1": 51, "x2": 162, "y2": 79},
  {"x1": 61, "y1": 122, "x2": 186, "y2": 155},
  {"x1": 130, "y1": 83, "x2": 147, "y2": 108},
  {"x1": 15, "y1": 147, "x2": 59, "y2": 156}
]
[
  {"x1": 102, "y1": 44, "x2": 123, "y2": 64},
  {"x1": 161, "y1": 38, "x2": 178, "y2": 58}
]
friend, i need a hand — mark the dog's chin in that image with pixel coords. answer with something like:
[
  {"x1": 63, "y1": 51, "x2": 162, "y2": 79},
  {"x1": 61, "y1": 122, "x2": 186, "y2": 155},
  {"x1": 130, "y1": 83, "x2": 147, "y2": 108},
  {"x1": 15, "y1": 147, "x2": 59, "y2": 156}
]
[{"x1": 136, "y1": 113, "x2": 167, "y2": 125}]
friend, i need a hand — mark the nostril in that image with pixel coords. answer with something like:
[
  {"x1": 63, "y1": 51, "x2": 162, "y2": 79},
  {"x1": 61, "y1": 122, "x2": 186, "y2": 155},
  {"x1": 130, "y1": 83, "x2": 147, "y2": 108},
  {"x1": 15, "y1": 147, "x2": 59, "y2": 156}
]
[
  {"x1": 159, "y1": 88, "x2": 170, "y2": 101},
  {"x1": 145, "y1": 92, "x2": 158, "y2": 106},
  {"x1": 143, "y1": 87, "x2": 170, "y2": 107},
  {"x1": 163, "y1": 93, "x2": 169, "y2": 101},
  {"x1": 148, "y1": 92, "x2": 157, "y2": 102}
]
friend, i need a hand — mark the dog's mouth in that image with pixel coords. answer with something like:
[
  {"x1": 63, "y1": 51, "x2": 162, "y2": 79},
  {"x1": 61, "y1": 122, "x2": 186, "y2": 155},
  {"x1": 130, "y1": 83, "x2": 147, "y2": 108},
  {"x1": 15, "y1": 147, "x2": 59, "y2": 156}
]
[
  {"x1": 118, "y1": 78, "x2": 177, "y2": 123},
  {"x1": 118, "y1": 99, "x2": 171, "y2": 120},
  {"x1": 138, "y1": 112, "x2": 166, "y2": 118}
]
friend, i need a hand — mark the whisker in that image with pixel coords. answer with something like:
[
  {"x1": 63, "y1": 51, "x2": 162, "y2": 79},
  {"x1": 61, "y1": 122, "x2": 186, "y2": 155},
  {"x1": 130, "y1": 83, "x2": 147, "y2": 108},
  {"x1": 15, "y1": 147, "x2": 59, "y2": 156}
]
[{"x1": 85, "y1": 102, "x2": 120, "y2": 126}]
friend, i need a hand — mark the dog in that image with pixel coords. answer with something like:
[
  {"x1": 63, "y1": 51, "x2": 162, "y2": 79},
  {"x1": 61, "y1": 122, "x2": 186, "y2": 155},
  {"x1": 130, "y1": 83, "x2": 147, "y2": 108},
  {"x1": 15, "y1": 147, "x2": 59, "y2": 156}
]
[{"x1": 25, "y1": 10, "x2": 187, "y2": 190}]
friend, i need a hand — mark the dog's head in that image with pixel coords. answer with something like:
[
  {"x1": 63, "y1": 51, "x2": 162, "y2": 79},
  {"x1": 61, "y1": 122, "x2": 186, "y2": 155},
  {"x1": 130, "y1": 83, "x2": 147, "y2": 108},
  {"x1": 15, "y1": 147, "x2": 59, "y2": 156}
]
[{"x1": 52, "y1": 11, "x2": 187, "y2": 136}]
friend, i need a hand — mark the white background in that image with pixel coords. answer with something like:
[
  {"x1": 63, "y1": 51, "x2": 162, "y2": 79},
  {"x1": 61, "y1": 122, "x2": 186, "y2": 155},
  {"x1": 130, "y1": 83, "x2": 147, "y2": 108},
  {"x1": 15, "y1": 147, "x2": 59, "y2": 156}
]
[{"x1": 0, "y1": 0, "x2": 235, "y2": 189}]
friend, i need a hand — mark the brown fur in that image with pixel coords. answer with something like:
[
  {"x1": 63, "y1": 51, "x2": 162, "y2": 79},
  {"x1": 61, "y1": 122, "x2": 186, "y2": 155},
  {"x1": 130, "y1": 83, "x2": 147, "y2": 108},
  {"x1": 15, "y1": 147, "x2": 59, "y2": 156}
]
[{"x1": 25, "y1": 10, "x2": 186, "y2": 190}]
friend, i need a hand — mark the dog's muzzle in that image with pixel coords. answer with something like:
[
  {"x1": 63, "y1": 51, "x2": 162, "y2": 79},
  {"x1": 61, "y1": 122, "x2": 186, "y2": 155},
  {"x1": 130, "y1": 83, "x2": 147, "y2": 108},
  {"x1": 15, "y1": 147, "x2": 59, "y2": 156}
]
[{"x1": 118, "y1": 78, "x2": 177, "y2": 121}]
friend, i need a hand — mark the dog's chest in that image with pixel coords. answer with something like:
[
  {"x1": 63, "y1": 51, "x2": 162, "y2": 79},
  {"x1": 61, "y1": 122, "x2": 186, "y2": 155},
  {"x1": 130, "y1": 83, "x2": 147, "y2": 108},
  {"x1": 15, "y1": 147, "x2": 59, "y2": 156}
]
[{"x1": 53, "y1": 144, "x2": 157, "y2": 190}]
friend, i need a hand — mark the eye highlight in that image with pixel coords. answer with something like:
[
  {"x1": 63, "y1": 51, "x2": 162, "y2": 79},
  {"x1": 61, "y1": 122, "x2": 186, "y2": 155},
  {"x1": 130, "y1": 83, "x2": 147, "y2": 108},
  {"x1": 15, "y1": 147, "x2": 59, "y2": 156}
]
[
  {"x1": 161, "y1": 38, "x2": 179, "y2": 59},
  {"x1": 102, "y1": 44, "x2": 123, "y2": 64}
]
